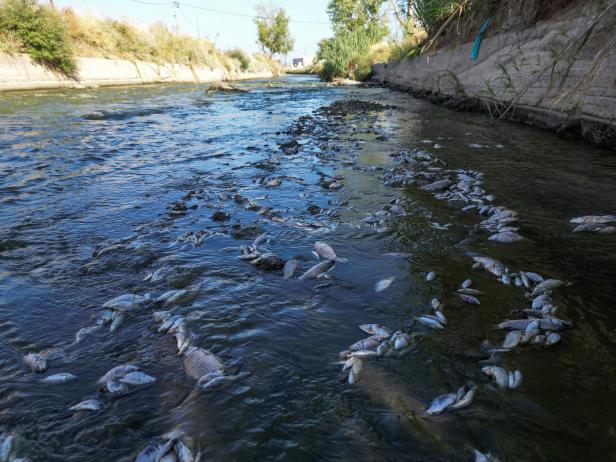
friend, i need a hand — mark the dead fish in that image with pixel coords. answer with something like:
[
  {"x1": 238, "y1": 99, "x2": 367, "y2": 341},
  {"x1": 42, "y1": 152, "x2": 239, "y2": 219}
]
[
  {"x1": 532, "y1": 294, "x2": 552, "y2": 309},
  {"x1": 283, "y1": 260, "x2": 298, "y2": 279},
  {"x1": 98, "y1": 364, "x2": 138, "y2": 384},
  {"x1": 457, "y1": 288, "x2": 483, "y2": 296},
  {"x1": 519, "y1": 271, "x2": 530, "y2": 288},
  {"x1": 95, "y1": 310, "x2": 114, "y2": 326},
  {"x1": 434, "y1": 310, "x2": 447, "y2": 325},
  {"x1": 152, "y1": 310, "x2": 171, "y2": 323},
  {"x1": 473, "y1": 257, "x2": 506, "y2": 277},
  {"x1": 173, "y1": 441, "x2": 194, "y2": 462},
  {"x1": 183, "y1": 347, "x2": 224, "y2": 380},
  {"x1": 350, "y1": 336, "x2": 382, "y2": 351},
  {"x1": 462, "y1": 279, "x2": 472, "y2": 288},
  {"x1": 425, "y1": 393, "x2": 457, "y2": 415},
  {"x1": 532, "y1": 279, "x2": 566, "y2": 296},
  {"x1": 375, "y1": 277, "x2": 395, "y2": 292},
  {"x1": 546, "y1": 332, "x2": 561, "y2": 345},
  {"x1": 570, "y1": 215, "x2": 616, "y2": 225},
  {"x1": 502, "y1": 330, "x2": 522, "y2": 349},
  {"x1": 391, "y1": 331, "x2": 411, "y2": 350},
  {"x1": 299, "y1": 260, "x2": 335, "y2": 280},
  {"x1": 118, "y1": 371, "x2": 156, "y2": 386},
  {"x1": 481, "y1": 365, "x2": 509, "y2": 388},
  {"x1": 359, "y1": 324, "x2": 392, "y2": 338},
  {"x1": 24, "y1": 353, "x2": 47, "y2": 373},
  {"x1": 155, "y1": 289, "x2": 192, "y2": 306},
  {"x1": 40, "y1": 373, "x2": 77, "y2": 384},
  {"x1": 422, "y1": 179, "x2": 454, "y2": 192},
  {"x1": 450, "y1": 387, "x2": 476, "y2": 410},
  {"x1": 109, "y1": 312, "x2": 126, "y2": 332},
  {"x1": 382, "y1": 252, "x2": 414, "y2": 259},
  {"x1": 457, "y1": 294, "x2": 480, "y2": 305},
  {"x1": 74, "y1": 325, "x2": 101, "y2": 344},
  {"x1": 69, "y1": 399, "x2": 102, "y2": 412},
  {"x1": 135, "y1": 438, "x2": 175, "y2": 462},
  {"x1": 0, "y1": 434, "x2": 14, "y2": 462},
  {"x1": 524, "y1": 271, "x2": 544, "y2": 283},
  {"x1": 103, "y1": 294, "x2": 148, "y2": 310},
  {"x1": 426, "y1": 272, "x2": 437, "y2": 281},
  {"x1": 489, "y1": 231, "x2": 523, "y2": 243},
  {"x1": 508, "y1": 370, "x2": 523, "y2": 389},
  {"x1": 416, "y1": 316, "x2": 445, "y2": 329},
  {"x1": 313, "y1": 241, "x2": 339, "y2": 260},
  {"x1": 474, "y1": 449, "x2": 500, "y2": 462},
  {"x1": 501, "y1": 273, "x2": 510, "y2": 285},
  {"x1": 347, "y1": 357, "x2": 363, "y2": 384},
  {"x1": 105, "y1": 380, "x2": 130, "y2": 397}
]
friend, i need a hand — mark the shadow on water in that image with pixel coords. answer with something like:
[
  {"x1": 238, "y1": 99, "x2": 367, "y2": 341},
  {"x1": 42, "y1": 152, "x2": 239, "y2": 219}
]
[{"x1": 0, "y1": 75, "x2": 615, "y2": 461}]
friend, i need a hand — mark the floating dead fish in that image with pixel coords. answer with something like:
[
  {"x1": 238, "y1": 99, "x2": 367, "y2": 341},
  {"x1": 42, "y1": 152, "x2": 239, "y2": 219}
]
[
  {"x1": 507, "y1": 370, "x2": 523, "y2": 389},
  {"x1": 416, "y1": 316, "x2": 444, "y2": 329},
  {"x1": 24, "y1": 353, "x2": 47, "y2": 373},
  {"x1": 347, "y1": 357, "x2": 363, "y2": 384},
  {"x1": 450, "y1": 387, "x2": 476, "y2": 410},
  {"x1": 183, "y1": 347, "x2": 224, "y2": 380},
  {"x1": 118, "y1": 371, "x2": 156, "y2": 386},
  {"x1": 359, "y1": 324, "x2": 392, "y2": 338},
  {"x1": 153, "y1": 310, "x2": 171, "y2": 323},
  {"x1": 173, "y1": 440, "x2": 195, "y2": 462},
  {"x1": 481, "y1": 365, "x2": 509, "y2": 388},
  {"x1": 391, "y1": 331, "x2": 412, "y2": 350},
  {"x1": 0, "y1": 434, "x2": 14, "y2": 462},
  {"x1": 74, "y1": 325, "x2": 100, "y2": 344},
  {"x1": 457, "y1": 288, "x2": 482, "y2": 296},
  {"x1": 110, "y1": 312, "x2": 126, "y2": 332},
  {"x1": 532, "y1": 294, "x2": 552, "y2": 310},
  {"x1": 375, "y1": 277, "x2": 395, "y2": 292},
  {"x1": 299, "y1": 260, "x2": 335, "y2": 280},
  {"x1": 425, "y1": 272, "x2": 436, "y2": 281},
  {"x1": 105, "y1": 380, "x2": 130, "y2": 398},
  {"x1": 524, "y1": 271, "x2": 544, "y2": 283},
  {"x1": 155, "y1": 289, "x2": 192, "y2": 306},
  {"x1": 431, "y1": 298, "x2": 440, "y2": 309},
  {"x1": 69, "y1": 399, "x2": 102, "y2": 412},
  {"x1": 135, "y1": 438, "x2": 175, "y2": 462},
  {"x1": 314, "y1": 241, "x2": 337, "y2": 260},
  {"x1": 570, "y1": 215, "x2": 616, "y2": 225},
  {"x1": 546, "y1": 332, "x2": 561, "y2": 345},
  {"x1": 457, "y1": 294, "x2": 480, "y2": 305},
  {"x1": 474, "y1": 449, "x2": 500, "y2": 462},
  {"x1": 462, "y1": 279, "x2": 472, "y2": 288},
  {"x1": 40, "y1": 373, "x2": 77, "y2": 384},
  {"x1": 95, "y1": 310, "x2": 114, "y2": 326},
  {"x1": 425, "y1": 393, "x2": 457, "y2": 415},
  {"x1": 502, "y1": 330, "x2": 522, "y2": 349},
  {"x1": 489, "y1": 231, "x2": 523, "y2": 243},
  {"x1": 422, "y1": 179, "x2": 454, "y2": 192},
  {"x1": 531, "y1": 279, "x2": 566, "y2": 296},
  {"x1": 283, "y1": 260, "x2": 297, "y2": 279},
  {"x1": 252, "y1": 233, "x2": 269, "y2": 248},
  {"x1": 103, "y1": 293, "x2": 149, "y2": 310},
  {"x1": 350, "y1": 336, "x2": 383, "y2": 351},
  {"x1": 98, "y1": 364, "x2": 138, "y2": 384},
  {"x1": 382, "y1": 252, "x2": 414, "y2": 259},
  {"x1": 473, "y1": 257, "x2": 506, "y2": 277}
]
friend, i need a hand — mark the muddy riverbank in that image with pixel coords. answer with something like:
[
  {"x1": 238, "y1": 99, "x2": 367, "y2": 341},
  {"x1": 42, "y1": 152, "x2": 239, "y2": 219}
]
[{"x1": 1, "y1": 75, "x2": 615, "y2": 461}]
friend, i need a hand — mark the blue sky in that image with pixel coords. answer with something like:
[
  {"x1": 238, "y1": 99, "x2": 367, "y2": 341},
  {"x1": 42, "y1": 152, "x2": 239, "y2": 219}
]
[{"x1": 53, "y1": 0, "x2": 334, "y2": 57}]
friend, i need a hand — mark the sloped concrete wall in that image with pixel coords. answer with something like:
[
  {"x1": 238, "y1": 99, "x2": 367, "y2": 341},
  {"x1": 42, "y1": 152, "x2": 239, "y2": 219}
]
[
  {"x1": 372, "y1": 2, "x2": 616, "y2": 150},
  {"x1": 0, "y1": 53, "x2": 275, "y2": 91}
]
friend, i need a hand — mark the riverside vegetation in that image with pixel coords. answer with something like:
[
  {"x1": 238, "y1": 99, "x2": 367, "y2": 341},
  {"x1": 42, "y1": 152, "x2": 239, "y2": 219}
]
[{"x1": 0, "y1": 0, "x2": 281, "y2": 77}]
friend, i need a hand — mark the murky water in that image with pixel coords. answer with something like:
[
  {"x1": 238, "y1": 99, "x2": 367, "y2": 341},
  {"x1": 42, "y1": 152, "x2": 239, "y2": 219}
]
[{"x1": 1, "y1": 75, "x2": 616, "y2": 461}]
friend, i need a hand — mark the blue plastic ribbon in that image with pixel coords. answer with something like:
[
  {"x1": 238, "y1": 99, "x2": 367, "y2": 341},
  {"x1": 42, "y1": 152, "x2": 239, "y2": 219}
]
[{"x1": 471, "y1": 19, "x2": 490, "y2": 61}]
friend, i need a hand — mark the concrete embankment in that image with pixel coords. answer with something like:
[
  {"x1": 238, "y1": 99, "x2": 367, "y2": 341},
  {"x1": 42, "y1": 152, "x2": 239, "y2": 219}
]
[
  {"x1": 0, "y1": 53, "x2": 275, "y2": 91},
  {"x1": 372, "y1": 1, "x2": 616, "y2": 150}
]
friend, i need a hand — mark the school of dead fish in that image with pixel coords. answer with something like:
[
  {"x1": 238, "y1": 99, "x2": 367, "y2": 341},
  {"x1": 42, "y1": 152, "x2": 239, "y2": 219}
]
[{"x1": 9, "y1": 99, "x2": 610, "y2": 462}]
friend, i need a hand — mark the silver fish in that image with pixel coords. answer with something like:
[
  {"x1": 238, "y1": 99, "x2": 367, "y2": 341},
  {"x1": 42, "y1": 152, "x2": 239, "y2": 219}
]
[
  {"x1": 375, "y1": 277, "x2": 395, "y2": 292},
  {"x1": 118, "y1": 371, "x2": 156, "y2": 386},
  {"x1": 98, "y1": 364, "x2": 138, "y2": 384},
  {"x1": 481, "y1": 366, "x2": 509, "y2": 388},
  {"x1": 431, "y1": 298, "x2": 440, "y2": 309},
  {"x1": 532, "y1": 294, "x2": 552, "y2": 309},
  {"x1": 519, "y1": 271, "x2": 530, "y2": 288},
  {"x1": 532, "y1": 279, "x2": 565, "y2": 296},
  {"x1": 69, "y1": 399, "x2": 102, "y2": 412},
  {"x1": 546, "y1": 332, "x2": 561, "y2": 345},
  {"x1": 570, "y1": 215, "x2": 616, "y2": 224},
  {"x1": 109, "y1": 312, "x2": 126, "y2": 332},
  {"x1": 314, "y1": 241, "x2": 337, "y2": 260},
  {"x1": 24, "y1": 353, "x2": 47, "y2": 373},
  {"x1": 391, "y1": 331, "x2": 411, "y2": 350},
  {"x1": 426, "y1": 272, "x2": 437, "y2": 281},
  {"x1": 174, "y1": 441, "x2": 194, "y2": 462},
  {"x1": 74, "y1": 325, "x2": 100, "y2": 344},
  {"x1": 152, "y1": 310, "x2": 172, "y2": 323},
  {"x1": 95, "y1": 310, "x2": 114, "y2": 326},
  {"x1": 425, "y1": 393, "x2": 457, "y2": 415},
  {"x1": 488, "y1": 231, "x2": 523, "y2": 243},
  {"x1": 450, "y1": 387, "x2": 476, "y2": 410},
  {"x1": 462, "y1": 279, "x2": 472, "y2": 288},
  {"x1": 524, "y1": 271, "x2": 544, "y2": 283},
  {"x1": 105, "y1": 380, "x2": 130, "y2": 397},
  {"x1": 508, "y1": 370, "x2": 523, "y2": 389},
  {"x1": 135, "y1": 438, "x2": 175, "y2": 462},
  {"x1": 282, "y1": 260, "x2": 298, "y2": 279},
  {"x1": 349, "y1": 336, "x2": 382, "y2": 351},
  {"x1": 299, "y1": 260, "x2": 335, "y2": 280},
  {"x1": 0, "y1": 434, "x2": 13, "y2": 462},
  {"x1": 502, "y1": 330, "x2": 522, "y2": 349},
  {"x1": 183, "y1": 347, "x2": 224, "y2": 380},
  {"x1": 457, "y1": 288, "x2": 482, "y2": 295},
  {"x1": 457, "y1": 294, "x2": 480, "y2": 305},
  {"x1": 474, "y1": 449, "x2": 499, "y2": 462},
  {"x1": 359, "y1": 324, "x2": 392, "y2": 338},
  {"x1": 416, "y1": 316, "x2": 444, "y2": 329},
  {"x1": 521, "y1": 320, "x2": 541, "y2": 343},
  {"x1": 103, "y1": 293, "x2": 148, "y2": 310},
  {"x1": 473, "y1": 257, "x2": 505, "y2": 277},
  {"x1": 40, "y1": 373, "x2": 77, "y2": 384}
]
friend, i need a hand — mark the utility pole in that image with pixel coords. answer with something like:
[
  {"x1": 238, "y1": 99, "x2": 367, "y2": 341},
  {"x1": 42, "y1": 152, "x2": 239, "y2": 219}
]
[{"x1": 172, "y1": 1, "x2": 179, "y2": 34}]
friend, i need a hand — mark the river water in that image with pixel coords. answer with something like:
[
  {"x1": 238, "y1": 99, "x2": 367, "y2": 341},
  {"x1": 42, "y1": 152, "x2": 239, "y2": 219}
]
[{"x1": 1, "y1": 75, "x2": 616, "y2": 461}]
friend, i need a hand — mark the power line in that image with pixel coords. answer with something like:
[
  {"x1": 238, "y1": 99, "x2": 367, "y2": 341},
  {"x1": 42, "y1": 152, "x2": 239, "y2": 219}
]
[{"x1": 129, "y1": 0, "x2": 329, "y2": 25}]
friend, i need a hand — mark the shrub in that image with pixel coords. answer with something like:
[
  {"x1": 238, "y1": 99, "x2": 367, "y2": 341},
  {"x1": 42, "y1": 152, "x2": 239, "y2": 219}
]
[
  {"x1": 226, "y1": 49, "x2": 250, "y2": 71},
  {"x1": 0, "y1": 0, "x2": 76, "y2": 75}
]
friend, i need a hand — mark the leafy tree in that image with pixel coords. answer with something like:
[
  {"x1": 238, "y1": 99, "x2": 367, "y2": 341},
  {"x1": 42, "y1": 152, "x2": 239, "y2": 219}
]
[
  {"x1": 254, "y1": 3, "x2": 294, "y2": 57},
  {"x1": 327, "y1": 0, "x2": 387, "y2": 34}
]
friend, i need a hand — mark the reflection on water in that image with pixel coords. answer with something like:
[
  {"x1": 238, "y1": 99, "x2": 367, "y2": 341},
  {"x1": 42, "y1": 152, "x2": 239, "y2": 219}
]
[{"x1": 0, "y1": 75, "x2": 615, "y2": 461}]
